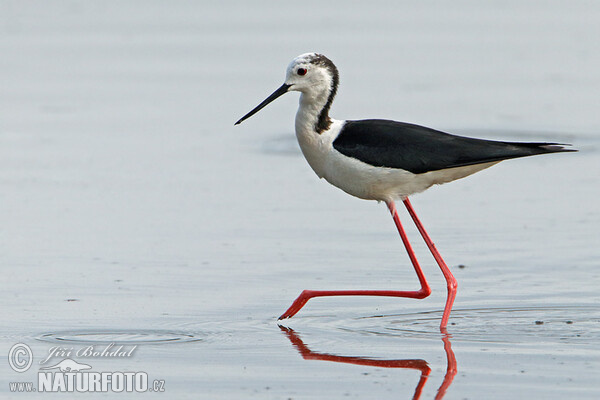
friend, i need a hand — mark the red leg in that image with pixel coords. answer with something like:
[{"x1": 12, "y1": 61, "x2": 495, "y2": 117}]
[
  {"x1": 278, "y1": 200, "x2": 431, "y2": 320},
  {"x1": 403, "y1": 198, "x2": 457, "y2": 330}
]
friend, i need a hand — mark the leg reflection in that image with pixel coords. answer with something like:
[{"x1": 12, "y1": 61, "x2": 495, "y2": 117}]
[
  {"x1": 436, "y1": 331, "x2": 457, "y2": 400},
  {"x1": 279, "y1": 325, "x2": 456, "y2": 400}
]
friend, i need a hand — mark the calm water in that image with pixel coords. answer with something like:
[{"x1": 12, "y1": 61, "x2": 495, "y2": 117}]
[{"x1": 1, "y1": 1, "x2": 599, "y2": 398}]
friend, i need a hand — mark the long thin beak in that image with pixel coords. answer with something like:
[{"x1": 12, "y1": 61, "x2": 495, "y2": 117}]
[{"x1": 235, "y1": 83, "x2": 291, "y2": 125}]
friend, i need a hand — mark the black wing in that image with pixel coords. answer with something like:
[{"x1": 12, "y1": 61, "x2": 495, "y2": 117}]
[{"x1": 332, "y1": 119, "x2": 575, "y2": 174}]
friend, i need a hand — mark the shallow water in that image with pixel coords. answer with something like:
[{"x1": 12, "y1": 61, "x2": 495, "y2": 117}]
[{"x1": 1, "y1": 1, "x2": 599, "y2": 399}]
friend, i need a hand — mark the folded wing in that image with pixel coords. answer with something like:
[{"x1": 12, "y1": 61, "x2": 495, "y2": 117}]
[{"x1": 333, "y1": 119, "x2": 575, "y2": 174}]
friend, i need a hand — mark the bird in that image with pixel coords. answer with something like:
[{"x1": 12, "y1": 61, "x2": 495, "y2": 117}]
[{"x1": 235, "y1": 53, "x2": 575, "y2": 331}]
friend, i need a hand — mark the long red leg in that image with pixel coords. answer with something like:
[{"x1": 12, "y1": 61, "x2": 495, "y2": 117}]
[
  {"x1": 403, "y1": 198, "x2": 457, "y2": 330},
  {"x1": 278, "y1": 200, "x2": 431, "y2": 320}
]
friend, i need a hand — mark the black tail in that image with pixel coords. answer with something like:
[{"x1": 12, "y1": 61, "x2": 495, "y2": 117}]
[{"x1": 503, "y1": 141, "x2": 577, "y2": 156}]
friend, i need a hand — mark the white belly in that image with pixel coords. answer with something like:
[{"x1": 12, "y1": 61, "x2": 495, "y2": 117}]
[{"x1": 324, "y1": 150, "x2": 497, "y2": 201}]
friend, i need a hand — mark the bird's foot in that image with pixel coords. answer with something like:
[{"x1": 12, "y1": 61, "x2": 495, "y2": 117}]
[{"x1": 278, "y1": 290, "x2": 313, "y2": 320}]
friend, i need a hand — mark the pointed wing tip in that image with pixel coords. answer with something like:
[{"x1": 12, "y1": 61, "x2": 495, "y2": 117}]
[{"x1": 541, "y1": 143, "x2": 578, "y2": 152}]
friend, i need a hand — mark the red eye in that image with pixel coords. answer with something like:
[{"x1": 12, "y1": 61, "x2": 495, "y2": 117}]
[{"x1": 297, "y1": 68, "x2": 307, "y2": 76}]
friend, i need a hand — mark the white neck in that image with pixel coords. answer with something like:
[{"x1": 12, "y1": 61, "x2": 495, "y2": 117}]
[
  {"x1": 295, "y1": 90, "x2": 330, "y2": 137},
  {"x1": 294, "y1": 91, "x2": 339, "y2": 179}
]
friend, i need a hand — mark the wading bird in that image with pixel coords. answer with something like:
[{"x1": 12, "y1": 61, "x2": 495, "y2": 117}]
[{"x1": 235, "y1": 53, "x2": 574, "y2": 330}]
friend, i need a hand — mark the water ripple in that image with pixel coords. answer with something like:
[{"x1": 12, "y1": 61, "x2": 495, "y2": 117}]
[
  {"x1": 37, "y1": 329, "x2": 203, "y2": 345},
  {"x1": 334, "y1": 305, "x2": 600, "y2": 344}
]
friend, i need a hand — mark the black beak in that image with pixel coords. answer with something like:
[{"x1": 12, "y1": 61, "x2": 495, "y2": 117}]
[{"x1": 235, "y1": 83, "x2": 291, "y2": 125}]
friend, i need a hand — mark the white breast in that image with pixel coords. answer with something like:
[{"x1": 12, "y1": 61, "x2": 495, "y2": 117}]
[
  {"x1": 295, "y1": 118, "x2": 417, "y2": 201},
  {"x1": 294, "y1": 118, "x2": 341, "y2": 179}
]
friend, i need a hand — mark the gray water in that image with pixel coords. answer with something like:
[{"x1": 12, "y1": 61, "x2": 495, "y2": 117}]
[{"x1": 1, "y1": 1, "x2": 599, "y2": 399}]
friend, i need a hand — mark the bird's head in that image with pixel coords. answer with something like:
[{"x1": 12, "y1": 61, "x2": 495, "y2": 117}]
[
  {"x1": 235, "y1": 53, "x2": 339, "y2": 126},
  {"x1": 284, "y1": 53, "x2": 339, "y2": 97}
]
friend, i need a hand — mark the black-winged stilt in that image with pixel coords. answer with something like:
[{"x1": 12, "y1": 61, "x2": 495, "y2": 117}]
[{"x1": 235, "y1": 53, "x2": 575, "y2": 330}]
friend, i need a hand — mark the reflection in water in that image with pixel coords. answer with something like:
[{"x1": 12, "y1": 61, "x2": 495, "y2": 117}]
[{"x1": 279, "y1": 325, "x2": 456, "y2": 400}]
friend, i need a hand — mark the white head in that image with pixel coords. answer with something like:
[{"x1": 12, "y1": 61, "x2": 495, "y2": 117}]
[
  {"x1": 235, "y1": 53, "x2": 339, "y2": 133},
  {"x1": 283, "y1": 53, "x2": 338, "y2": 97}
]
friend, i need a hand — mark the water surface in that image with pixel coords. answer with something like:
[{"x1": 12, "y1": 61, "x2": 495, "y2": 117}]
[{"x1": 1, "y1": 1, "x2": 599, "y2": 398}]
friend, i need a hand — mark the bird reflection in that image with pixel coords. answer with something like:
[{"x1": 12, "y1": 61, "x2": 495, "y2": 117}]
[{"x1": 279, "y1": 325, "x2": 456, "y2": 400}]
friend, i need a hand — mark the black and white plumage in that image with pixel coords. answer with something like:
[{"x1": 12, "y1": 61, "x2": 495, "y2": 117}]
[
  {"x1": 235, "y1": 53, "x2": 575, "y2": 329},
  {"x1": 236, "y1": 53, "x2": 573, "y2": 202},
  {"x1": 334, "y1": 119, "x2": 570, "y2": 174}
]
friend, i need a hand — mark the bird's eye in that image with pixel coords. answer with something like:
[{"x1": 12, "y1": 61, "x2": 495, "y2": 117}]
[{"x1": 297, "y1": 68, "x2": 307, "y2": 76}]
